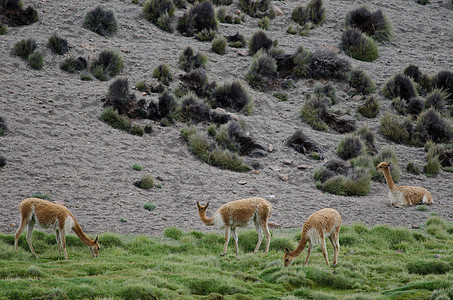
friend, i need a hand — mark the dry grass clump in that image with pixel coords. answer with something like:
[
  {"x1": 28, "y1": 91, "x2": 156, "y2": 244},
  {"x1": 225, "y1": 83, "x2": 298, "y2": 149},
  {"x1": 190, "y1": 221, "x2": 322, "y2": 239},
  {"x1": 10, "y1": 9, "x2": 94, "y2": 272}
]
[
  {"x1": 0, "y1": 21, "x2": 7, "y2": 34},
  {"x1": 181, "y1": 94, "x2": 211, "y2": 122},
  {"x1": 226, "y1": 32, "x2": 246, "y2": 48},
  {"x1": 258, "y1": 16, "x2": 269, "y2": 30},
  {"x1": 83, "y1": 6, "x2": 118, "y2": 37},
  {"x1": 415, "y1": 108, "x2": 453, "y2": 144},
  {"x1": 313, "y1": 82, "x2": 336, "y2": 104},
  {"x1": 143, "y1": 0, "x2": 175, "y2": 32},
  {"x1": 148, "y1": 90, "x2": 178, "y2": 121},
  {"x1": 177, "y1": 1, "x2": 217, "y2": 37},
  {"x1": 13, "y1": 38, "x2": 36, "y2": 59},
  {"x1": 357, "y1": 96, "x2": 380, "y2": 118},
  {"x1": 212, "y1": 36, "x2": 227, "y2": 54},
  {"x1": 179, "y1": 68, "x2": 216, "y2": 98},
  {"x1": 403, "y1": 64, "x2": 432, "y2": 95},
  {"x1": 383, "y1": 73, "x2": 417, "y2": 100},
  {"x1": 337, "y1": 136, "x2": 367, "y2": 160},
  {"x1": 345, "y1": 6, "x2": 393, "y2": 43},
  {"x1": 195, "y1": 28, "x2": 216, "y2": 41},
  {"x1": 218, "y1": 121, "x2": 265, "y2": 156},
  {"x1": 406, "y1": 161, "x2": 421, "y2": 175},
  {"x1": 135, "y1": 175, "x2": 155, "y2": 189},
  {"x1": 0, "y1": 0, "x2": 38, "y2": 26},
  {"x1": 341, "y1": 28, "x2": 378, "y2": 62},
  {"x1": 238, "y1": 0, "x2": 274, "y2": 18},
  {"x1": 245, "y1": 50, "x2": 277, "y2": 91},
  {"x1": 431, "y1": 70, "x2": 453, "y2": 101},
  {"x1": 60, "y1": 56, "x2": 88, "y2": 73},
  {"x1": 153, "y1": 63, "x2": 173, "y2": 86},
  {"x1": 100, "y1": 107, "x2": 144, "y2": 136},
  {"x1": 348, "y1": 69, "x2": 376, "y2": 95},
  {"x1": 27, "y1": 49, "x2": 43, "y2": 70},
  {"x1": 392, "y1": 96, "x2": 424, "y2": 116},
  {"x1": 292, "y1": 0, "x2": 325, "y2": 26},
  {"x1": 178, "y1": 46, "x2": 207, "y2": 72},
  {"x1": 300, "y1": 96, "x2": 329, "y2": 132},
  {"x1": 285, "y1": 130, "x2": 321, "y2": 156},
  {"x1": 90, "y1": 49, "x2": 124, "y2": 81},
  {"x1": 249, "y1": 30, "x2": 273, "y2": 56},
  {"x1": 307, "y1": 49, "x2": 351, "y2": 80},
  {"x1": 103, "y1": 78, "x2": 145, "y2": 118},
  {"x1": 424, "y1": 89, "x2": 448, "y2": 113},
  {"x1": 211, "y1": 81, "x2": 253, "y2": 114},
  {"x1": 47, "y1": 34, "x2": 68, "y2": 55}
]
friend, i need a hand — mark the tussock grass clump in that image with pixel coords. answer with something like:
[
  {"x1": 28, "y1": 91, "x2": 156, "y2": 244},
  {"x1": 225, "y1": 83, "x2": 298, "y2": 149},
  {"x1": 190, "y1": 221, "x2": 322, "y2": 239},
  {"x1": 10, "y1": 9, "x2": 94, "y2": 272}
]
[
  {"x1": 357, "y1": 96, "x2": 380, "y2": 118},
  {"x1": 286, "y1": 130, "x2": 320, "y2": 155},
  {"x1": 403, "y1": 64, "x2": 432, "y2": 94},
  {"x1": 258, "y1": 16, "x2": 270, "y2": 30},
  {"x1": 13, "y1": 38, "x2": 36, "y2": 59},
  {"x1": 407, "y1": 260, "x2": 451, "y2": 275},
  {"x1": 178, "y1": 46, "x2": 207, "y2": 72},
  {"x1": 100, "y1": 107, "x2": 143, "y2": 136},
  {"x1": 0, "y1": 156, "x2": 6, "y2": 170},
  {"x1": 143, "y1": 0, "x2": 175, "y2": 31},
  {"x1": 83, "y1": 6, "x2": 118, "y2": 37},
  {"x1": 380, "y1": 113, "x2": 414, "y2": 145},
  {"x1": 164, "y1": 227, "x2": 183, "y2": 240},
  {"x1": 104, "y1": 78, "x2": 146, "y2": 118},
  {"x1": 136, "y1": 175, "x2": 154, "y2": 189},
  {"x1": 216, "y1": 7, "x2": 233, "y2": 24},
  {"x1": 341, "y1": 28, "x2": 378, "y2": 62},
  {"x1": 143, "y1": 202, "x2": 157, "y2": 211},
  {"x1": 425, "y1": 89, "x2": 448, "y2": 113},
  {"x1": 245, "y1": 50, "x2": 277, "y2": 91},
  {"x1": 132, "y1": 163, "x2": 143, "y2": 171},
  {"x1": 0, "y1": 117, "x2": 7, "y2": 136},
  {"x1": 313, "y1": 82, "x2": 336, "y2": 104},
  {"x1": 431, "y1": 70, "x2": 453, "y2": 101},
  {"x1": 292, "y1": 0, "x2": 325, "y2": 26},
  {"x1": 60, "y1": 56, "x2": 88, "y2": 73},
  {"x1": 211, "y1": 81, "x2": 252, "y2": 113},
  {"x1": 0, "y1": 22, "x2": 7, "y2": 34},
  {"x1": 0, "y1": 0, "x2": 38, "y2": 27},
  {"x1": 211, "y1": 36, "x2": 227, "y2": 54},
  {"x1": 292, "y1": 46, "x2": 312, "y2": 78},
  {"x1": 345, "y1": 6, "x2": 393, "y2": 42},
  {"x1": 406, "y1": 161, "x2": 421, "y2": 175},
  {"x1": 316, "y1": 167, "x2": 371, "y2": 196},
  {"x1": 249, "y1": 30, "x2": 273, "y2": 56},
  {"x1": 300, "y1": 96, "x2": 329, "y2": 132},
  {"x1": 47, "y1": 34, "x2": 68, "y2": 55},
  {"x1": 226, "y1": 32, "x2": 246, "y2": 48},
  {"x1": 177, "y1": 1, "x2": 217, "y2": 37},
  {"x1": 90, "y1": 49, "x2": 123, "y2": 81},
  {"x1": 239, "y1": 0, "x2": 274, "y2": 18},
  {"x1": 179, "y1": 68, "x2": 216, "y2": 98},
  {"x1": 195, "y1": 28, "x2": 216, "y2": 41},
  {"x1": 371, "y1": 146, "x2": 400, "y2": 182},
  {"x1": 308, "y1": 49, "x2": 351, "y2": 80},
  {"x1": 27, "y1": 49, "x2": 43, "y2": 70},
  {"x1": 348, "y1": 69, "x2": 376, "y2": 95},
  {"x1": 153, "y1": 63, "x2": 173, "y2": 85},
  {"x1": 415, "y1": 108, "x2": 453, "y2": 144},
  {"x1": 181, "y1": 94, "x2": 211, "y2": 122},
  {"x1": 383, "y1": 73, "x2": 417, "y2": 100},
  {"x1": 337, "y1": 136, "x2": 367, "y2": 160}
]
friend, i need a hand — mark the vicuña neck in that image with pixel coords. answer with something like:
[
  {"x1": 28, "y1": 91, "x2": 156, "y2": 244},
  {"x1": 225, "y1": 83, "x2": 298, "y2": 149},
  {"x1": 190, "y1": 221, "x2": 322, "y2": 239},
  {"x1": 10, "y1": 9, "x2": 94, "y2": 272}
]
[
  {"x1": 199, "y1": 211, "x2": 214, "y2": 226},
  {"x1": 382, "y1": 168, "x2": 397, "y2": 191},
  {"x1": 71, "y1": 218, "x2": 95, "y2": 246},
  {"x1": 291, "y1": 235, "x2": 308, "y2": 256}
]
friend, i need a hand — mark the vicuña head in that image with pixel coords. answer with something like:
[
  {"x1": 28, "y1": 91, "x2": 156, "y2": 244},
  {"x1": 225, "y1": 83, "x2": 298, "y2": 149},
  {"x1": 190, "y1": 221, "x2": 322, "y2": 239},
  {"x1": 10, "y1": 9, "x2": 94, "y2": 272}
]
[
  {"x1": 196, "y1": 197, "x2": 272, "y2": 257},
  {"x1": 15, "y1": 198, "x2": 100, "y2": 260},
  {"x1": 376, "y1": 161, "x2": 434, "y2": 206},
  {"x1": 283, "y1": 208, "x2": 341, "y2": 267}
]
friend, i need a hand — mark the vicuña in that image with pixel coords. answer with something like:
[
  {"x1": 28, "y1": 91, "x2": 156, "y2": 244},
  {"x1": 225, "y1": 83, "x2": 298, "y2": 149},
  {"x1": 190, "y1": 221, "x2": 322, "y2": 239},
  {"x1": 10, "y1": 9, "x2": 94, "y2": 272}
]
[
  {"x1": 284, "y1": 208, "x2": 341, "y2": 267},
  {"x1": 376, "y1": 161, "x2": 434, "y2": 206},
  {"x1": 196, "y1": 197, "x2": 272, "y2": 257},
  {"x1": 15, "y1": 198, "x2": 100, "y2": 259}
]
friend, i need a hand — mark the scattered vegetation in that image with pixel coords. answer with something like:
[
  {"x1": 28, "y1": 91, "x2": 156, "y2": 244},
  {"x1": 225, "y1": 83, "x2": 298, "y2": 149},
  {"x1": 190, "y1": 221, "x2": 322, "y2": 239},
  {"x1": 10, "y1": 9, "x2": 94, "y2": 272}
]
[
  {"x1": 313, "y1": 82, "x2": 336, "y2": 104},
  {"x1": 153, "y1": 63, "x2": 173, "y2": 85},
  {"x1": 307, "y1": 49, "x2": 351, "y2": 80},
  {"x1": 143, "y1": 0, "x2": 175, "y2": 32},
  {"x1": 239, "y1": 0, "x2": 274, "y2": 18},
  {"x1": 314, "y1": 163, "x2": 370, "y2": 196},
  {"x1": 47, "y1": 34, "x2": 68, "y2": 55},
  {"x1": 0, "y1": 22, "x2": 7, "y2": 34},
  {"x1": 135, "y1": 175, "x2": 154, "y2": 189},
  {"x1": 249, "y1": 30, "x2": 273, "y2": 56},
  {"x1": 344, "y1": 6, "x2": 393, "y2": 42},
  {"x1": 383, "y1": 73, "x2": 417, "y2": 100},
  {"x1": 143, "y1": 202, "x2": 157, "y2": 211},
  {"x1": 341, "y1": 28, "x2": 378, "y2": 62},
  {"x1": 0, "y1": 117, "x2": 7, "y2": 136},
  {"x1": 292, "y1": 0, "x2": 325, "y2": 27},
  {"x1": 177, "y1": 1, "x2": 217, "y2": 37},
  {"x1": 27, "y1": 49, "x2": 44, "y2": 70},
  {"x1": 337, "y1": 136, "x2": 367, "y2": 160},
  {"x1": 258, "y1": 16, "x2": 269, "y2": 30},
  {"x1": 406, "y1": 161, "x2": 421, "y2": 175},
  {"x1": 0, "y1": 0, "x2": 38, "y2": 26},
  {"x1": 245, "y1": 50, "x2": 277, "y2": 91},
  {"x1": 90, "y1": 49, "x2": 124, "y2": 81},
  {"x1": 357, "y1": 96, "x2": 380, "y2": 118},
  {"x1": 60, "y1": 56, "x2": 88, "y2": 73},
  {"x1": 195, "y1": 28, "x2": 216, "y2": 41},
  {"x1": 83, "y1": 6, "x2": 118, "y2": 37},
  {"x1": 178, "y1": 46, "x2": 207, "y2": 72},
  {"x1": 211, "y1": 81, "x2": 253, "y2": 114},
  {"x1": 132, "y1": 163, "x2": 143, "y2": 171},
  {"x1": 211, "y1": 36, "x2": 227, "y2": 54},
  {"x1": 13, "y1": 38, "x2": 37, "y2": 59},
  {"x1": 100, "y1": 107, "x2": 143, "y2": 136}
]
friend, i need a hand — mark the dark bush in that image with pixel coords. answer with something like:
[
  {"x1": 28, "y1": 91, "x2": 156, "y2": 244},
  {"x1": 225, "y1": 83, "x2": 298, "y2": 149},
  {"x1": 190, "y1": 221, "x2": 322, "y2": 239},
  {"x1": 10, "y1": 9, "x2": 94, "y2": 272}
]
[
  {"x1": 431, "y1": 70, "x2": 453, "y2": 101},
  {"x1": 425, "y1": 89, "x2": 447, "y2": 112},
  {"x1": 177, "y1": 1, "x2": 217, "y2": 36},
  {"x1": 285, "y1": 130, "x2": 320, "y2": 154},
  {"x1": 13, "y1": 38, "x2": 36, "y2": 59},
  {"x1": 308, "y1": 49, "x2": 351, "y2": 80},
  {"x1": 0, "y1": 22, "x2": 7, "y2": 34},
  {"x1": 348, "y1": 69, "x2": 376, "y2": 95},
  {"x1": 344, "y1": 6, "x2": 393, "y2": 42},
  {"x1": 90, "y1": 49, "x2": 123, "y2": 81},
  {"x1": 179, "y1": 68, "x2": 216, "y2": 98},
  {"x1": 83, "y1": 6, "x2": 118, "y2": 37},
  {"x1": 143, "y1": 0, "x2": 175, "y2": 24},
  {"x1": 406, "y1": 162, "x2": 421, "y2": 175},
  {"x1": 323, "y1": 111, "x2": 356, "y2": 134},
  {"x1": 157, "y1": 12, "x2": 173, "y2": 32},
  {"x1": 0, "y1": 156, "x2": 6, "y2": 169},
  {"x1": 357, "y1": 96, "x2": 380, "y2": 118},
  {"x1": 403, "y1": 64, "x2": 432, "y2": 93},
  {"x1": 0, "y1": 1, "x2": 38, "y2": 26},
  {"x1": 337, "y1": 136, "x2": 366, "y2": 160},
  {"x1": 148, "y1": 90, "x2": 177, "y2": 120},
  {"x1": 249, "y1": 30, "x2": 273, "y2": 56},
  {"x1": 181, "y1": 94, "x2": 211, "y2": 122},
  {"x1": 103, "y1": 78, "x2": 143, "y2": 118},
  {"x1": 357, "y1": 125, "x2": 377, "y2": 154},
  {"x1": 341, "y1": 28, "x2": 378, "y2": 62},
  {"x1": 226, "y1": 121, "x2": 265, "y2": 155},
  {"x1": 226, "y1": 32, "x2": 246, "y2": 48},
  {"x1": 211, "y1": 81, "x2": 252, "y2": 113},
  {"x1": 239, "y1": 0, "x2": 273, "y2": 18},
  {"x1": 383, "y1": 73, "x2": 417, "y2": 100},
  {"x1": 415, "y1": 108, "x2": 453, "y2": 144},
  {"x1": 292, "y1": 46, "x2": 312, "y2": 78},
  {"x1": 178, "y1": 46, "x2": 207, "y2": 72},
  {"x1": 245, "y1": 50, "x2": 277, "y2": 91},
  {"x1": 291, "y1": 6, "x2": 308, "y2": 26},
  {"x1": 406, "y1": 97, "x2": 424, "y2": 115},
  {"x1": 60, "y1": 56, "x2": 88, "y2": 73},
  {"x1": 380, "y1": 113, "x2": 414, "y2": 145},
  {"x1": 47, "y1": 34, "x2": 69, "y2": 55},
  {"x1": 306, "y1": 0, "x2": 325, "y2": 25}
]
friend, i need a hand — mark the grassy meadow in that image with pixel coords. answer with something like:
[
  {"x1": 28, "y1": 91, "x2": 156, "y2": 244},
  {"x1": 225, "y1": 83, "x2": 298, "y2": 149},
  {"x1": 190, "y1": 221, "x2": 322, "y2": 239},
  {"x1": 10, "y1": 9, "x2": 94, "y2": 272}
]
[{"x1": 1, "y1": 215, "x2": 453, "y2": 300}]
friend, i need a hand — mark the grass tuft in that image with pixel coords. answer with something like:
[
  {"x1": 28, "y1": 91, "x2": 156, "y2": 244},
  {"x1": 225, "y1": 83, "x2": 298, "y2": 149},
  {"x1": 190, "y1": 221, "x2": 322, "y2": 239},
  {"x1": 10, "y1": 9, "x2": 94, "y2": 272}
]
[{"x1": 83, "y1": 6, "x2": 118, "y2": 37}]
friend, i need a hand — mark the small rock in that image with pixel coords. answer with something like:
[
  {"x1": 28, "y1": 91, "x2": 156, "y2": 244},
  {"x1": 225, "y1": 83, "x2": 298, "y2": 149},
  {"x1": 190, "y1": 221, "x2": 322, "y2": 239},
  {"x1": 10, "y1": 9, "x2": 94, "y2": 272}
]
[
  {"x1": 253, "y1": 170, "x2": 259, "y2": 174},
  {"x1": 352, "y1": 95, "x2": 362, "y2": 101},
  {"x1": 411, "y1": 224, "x2": 419, "y2": 229},
  {"x1": 283, "y1": 159, "x2": 293, "y2": 165},
  {"x1": 434, "y1": 254, "x2": 442, "y2": 258},
  {"x1": 272, "y1": 6, "x2": 283, "y2": 16},
  {"x1": 278, "y1": 173, "x2": 289, "y2": 181},
  {"x1": 233, "y1": 9, "x2": 241, "y2": 15},
  {"x1": 324, "y1": 45, "x2": 340, "y2": 53},
  {"x1": 237, "y1": 180, "x2": 247, "y2": 185},
  {"x1": 269, "y1": 165, "x2": 281, "y2": 171},
  {"x1": 268, "y1": 144, "x2": 274, "y2": 152},
  {"x1": 237, "y1": 50, "x2": 249, "y2": 56},
  {"x1": 297, "y1": 165, "x2": 309, "y2": 170}
]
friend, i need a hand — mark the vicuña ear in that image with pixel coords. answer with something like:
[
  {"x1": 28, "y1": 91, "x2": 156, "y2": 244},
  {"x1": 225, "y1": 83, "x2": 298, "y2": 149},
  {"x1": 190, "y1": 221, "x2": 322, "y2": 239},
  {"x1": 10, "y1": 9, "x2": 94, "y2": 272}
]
[
  {"x1": 206, "y1": 202, "x2": 209, "y2": 209},
  {"x1": 196, "y1": 201, "x2": 201, "y2": 209},
  {"x1": 388, "y1": 162, "x2": 392, "y2": 166},
  {"x1": 285, "y1": 247, "x2": 290, "y2": 255},
  {"x1": 94, "y1": 236, "x2": 98, "y2": 243}
]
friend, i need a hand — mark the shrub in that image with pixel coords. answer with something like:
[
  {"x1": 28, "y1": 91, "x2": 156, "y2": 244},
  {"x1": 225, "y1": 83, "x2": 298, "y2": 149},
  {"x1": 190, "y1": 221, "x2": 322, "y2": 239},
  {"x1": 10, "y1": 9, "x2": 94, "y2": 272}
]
[
  {"x1": 143, "y1": 0, "x2": 175, "y2": 24},
  {"x1": 153, "y1": 64, "x2": 173, "y2": 85},
  {"x1": 407, "y1": 260, "x2": 451, "y2": 275},
  {"x1": 181, "y1": 94, "x2": 211, "y2": 122},
  {"x1": 344, "y1": 6, "x2": 393, "y2": 42},
  {"x1": 139, "y1": 175, "x2": 154, "y2": 189},
  {"x1": 300, "y1": 96, "x2": 329, "y2": 132},
  {"x1": 195, "y1": 28, "x2": 216, "y2": 41},
  {"x1": 357, "y1": 96, "x2": 380, "y2": 118},
  {"x1": 144, "y1": 202, "x2": 157, "y2": 211},
  {"x1": 313, "y1": 82, "x2": 336, "y2": 104},
  {"x1": 273, "y1": 92, "x2": 288, "y2": 101},
  {"x1": 383, "y1": 73, "x2": 417, "y2": 100},
  {"x1": 407, "y1": 161, "x2": 421, "y2": 175},
  {"x1": 417, "y1": 205, "x2": 428, "y2": 211},
  {"x1": 83, "y1": 6, "x2": 118, "y2": 37},
  {"x1": 178, "y1": 46, "x2": 207, "y2": 72},
  {"x1": 308, "y1": 49, "x2": 351, "y2": 80},
  {"x1": 0, "y1": 1, "x2": 38, "y2": 26},
  {"x1": 403, "y1": 64, "x2": 432, "y2": 94},
  {"x1": 286, "y1": 130, "x2": 320, "y2": 154},
  {"x1": 179, "y1": 68, "x2": 215, "y2": 98},
  {"x1": 60, "y1": 56, "x2": 88, "y2": 73},
  {"x1": 148, "y1": 90, "x2": 178, "y2": 121},
  {"x1": 415, "y1": 108, "x2": 453, "y2": 144},
  {"x1": 292, "y1": 46, "x2": 312, "y2": 78},
  {"x1": 249, "y1": 30, "x2": 273, "y2": 56},
  {"x1": 47, "y1": 34, "x2": 68, "y2": 55},
  {"x1": 13, "y1": 38, "x2": 37, "y2": 59},
  {"x1": 211, "y1": 81, "x2": 252, "y2": 113},
  {"x1": 157, "y1": 12, "x2": 173, "y2": 32},
  {"x1": 0, "y1": 117, "x2": 7, "y2": 136},
  {"x1": 245, "y1": 50, "x2": 277, "y2": 91},
  {"x1": 27, "y1": 49, "x2": 43, "y2": 70},
  {"x1": 292, "y1": 6, "x2": 308, "y2": 26},
  {"x1": 0, "y1": 156, "x2": 6, "y2": 170},
  {"x1": 431, "y1": 71, "x2": 453, "y2": 101},
  {"x1": 306, "y1": 0, "x2": 325, "y2": 25},
  {"x1": 258, "y1": 16, "x2": 269, "y2": 30},
  {"x1": 90, "y1": 49, "x2": 123, "y2": 81},
  {"x1": 424, "y1": 144, "x2": 441, "y2": 177},
  {"x1": 380, "y1": 113, "x2": 413, "y2": 144},
  {"x1": 356, "y1": 125, "x2": 376, "y2": 154},
  {"x1": 317, "y1": 168, "x2": 370, "y2": 196},
  {"x1": 341, "y1": 28, "x2": 378, "y2": 62},
  {"x1": 337, "y1": 136, "x2": 367, "y2": 160},
  {"x1": 101, "y1": 107, "x2": 132, "y2": 132},
  {"x1": 177, "y1": 1, "x2": 217, "y2": 37},
  {"x1": 425, "y1": 89, "x2": 448, "y2": 112},
  {"x1": 348, "y1": 69, "x2": 376, "y2": 95},
  {"x1": 104, "y1": 78, "x2": 139, "y2": 116},
  {"x1": 239, "y1": 0, "x2": 273, "y2": 18},
  {"x1": 212, "y1": 36, "x2": 227, "y2": 54}
]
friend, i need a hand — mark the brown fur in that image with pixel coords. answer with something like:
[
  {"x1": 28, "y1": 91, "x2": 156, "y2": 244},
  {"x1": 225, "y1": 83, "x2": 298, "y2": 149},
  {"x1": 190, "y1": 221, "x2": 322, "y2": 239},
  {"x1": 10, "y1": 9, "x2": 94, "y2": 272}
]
[
  {"x1": 15, "y1": 198, "x2": 100, "y2": 259},
  {"x1": 284, "y1": 208, "x2": 341, "y2": 267},
  {"x1": 376, "y1": 161, "x2": 434, "y2": 206},
  {"x1": 197, "y1": 197, "x2": 272, "y2": 257}
]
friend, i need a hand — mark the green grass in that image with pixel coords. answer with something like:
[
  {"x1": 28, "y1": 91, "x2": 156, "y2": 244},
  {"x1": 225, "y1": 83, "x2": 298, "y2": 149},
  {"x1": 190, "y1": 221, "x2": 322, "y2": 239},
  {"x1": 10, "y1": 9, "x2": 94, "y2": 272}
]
[{"x1": 3, "y1": 216, "x2": 453, "y2": 299}]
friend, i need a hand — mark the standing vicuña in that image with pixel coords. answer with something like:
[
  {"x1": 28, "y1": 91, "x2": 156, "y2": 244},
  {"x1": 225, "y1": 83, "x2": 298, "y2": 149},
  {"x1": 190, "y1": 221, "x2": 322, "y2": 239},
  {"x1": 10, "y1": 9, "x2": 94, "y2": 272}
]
[
  {"x1": 196, "y1": 197, "x2": 272, "y2": 257},
  {"x1": 284, "y1": 208, "x2": 341, "y2": 267},
  {"x1": 376, "y1": 161, "x2": 434, "y2": 206},
  {"x1": 15, "y1": 198, "x2": 100, "y2": 259}
]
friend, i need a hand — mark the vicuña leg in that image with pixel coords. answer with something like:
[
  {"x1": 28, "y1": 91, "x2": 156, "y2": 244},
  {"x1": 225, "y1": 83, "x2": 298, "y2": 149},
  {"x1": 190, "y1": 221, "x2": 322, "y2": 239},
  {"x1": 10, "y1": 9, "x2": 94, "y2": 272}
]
[
  {"x1": 304, "y1": 243, "x2": 312, "y2": 265},
  {"x1": 262, "y1": 223, "x2": 271, "y2": 255},
  {"x1": 329, "y1": 233, "x2": 339, "y2": 267},
  {"x1": 26, "y1": 219, "x2": 38, "y2": 258},
  {"x1": 254, "y1": 222, "x2": 264, "y2": 254},
  {"x1": 15, "y1": 220, "x2": 28, "y2": 253},
  {"x1": 61, "y1": 232, "x2": 68, "y2": 260},
  {"x1": 221, "y1": 226, "x2": 230, "y2": 256},
  {"x1": 320, "y1": 236, "x2": 330, "y2": 267},
  {"x1": 231, "y1": 227, "x2": 239, "y2": 257},
  {"x1": 56, "y1": 229, "x2": 62, "y2": 255}
]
